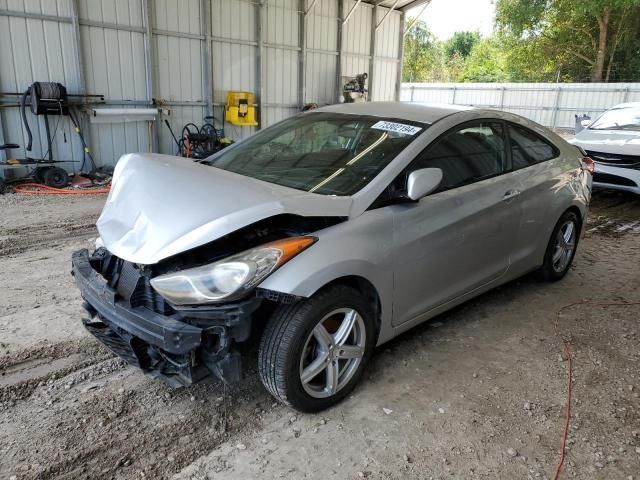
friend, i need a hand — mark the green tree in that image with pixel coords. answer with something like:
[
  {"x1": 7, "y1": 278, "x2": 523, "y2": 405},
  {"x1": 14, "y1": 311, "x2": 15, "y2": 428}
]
[
  {"x1": 444, "y1": 31, "x2": 481, "y2": 59},
  {"x1": 444, "y1": 52, "x2": 467, "y2": 82},
  {"x1": 402, "y1": 18, "x2": 441, "y2": 82},
  {"x1": 462, "y1": 38, "x2": 510, "y2": 82},
  {"x1": 496, "y1": 0, "x2": 640, "y2": 82}
]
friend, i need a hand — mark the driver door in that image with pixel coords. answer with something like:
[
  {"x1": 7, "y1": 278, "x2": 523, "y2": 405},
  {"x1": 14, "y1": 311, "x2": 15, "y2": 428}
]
[{"x1": 391, "y1": 120, "x2": 522, "y2": 326}]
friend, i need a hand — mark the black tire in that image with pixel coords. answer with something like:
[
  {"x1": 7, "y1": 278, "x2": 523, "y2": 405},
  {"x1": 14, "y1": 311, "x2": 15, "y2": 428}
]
[
  {"x1": 258, "y1": 285, "x2": 376, "y2": 412},
  {"x1": 0, "y1": 178, "x2": 6, "y2": 194},
  {"x1": 43, "y1": 167, "x2": 69, "y2": 188},
  {"x1": 33, "y1": 167, "x2": 50, "y2": 184},
  {"x1": 536, "y1": 210, "x2": 581, "y2": 281}
]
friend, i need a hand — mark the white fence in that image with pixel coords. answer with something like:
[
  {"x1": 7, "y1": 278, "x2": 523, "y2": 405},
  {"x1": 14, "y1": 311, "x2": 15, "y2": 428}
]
[{"x1": 400, "y1": 82, "x2": 640, "y2": 130}]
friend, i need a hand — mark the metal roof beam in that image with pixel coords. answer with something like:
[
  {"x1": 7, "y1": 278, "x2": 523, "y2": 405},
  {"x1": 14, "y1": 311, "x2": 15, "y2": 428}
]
[
  {"x1": 304, "y1": 0, "x2": 318, "y2": 16},
  {"x1": 343, "y1": 0, "x2": 362, "y2": 25},
  {"x1": 375, "y1": 0, "x2": 399, "y2": 30},
  {"x1": 399, "y1": 0, "x2": 431, "y2": 12},
  {"x1": 403, "y1": 0, "x2": 431, "y2": 35}
]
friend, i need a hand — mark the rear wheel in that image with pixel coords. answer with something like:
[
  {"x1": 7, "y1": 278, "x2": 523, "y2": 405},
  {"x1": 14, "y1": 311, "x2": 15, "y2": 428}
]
[
  {"x1": 258, "y1": 285, "x2": 376, "y2": 412},
  {"x1": 537, "y1": 210, "x2": 580, "y2": 281}
]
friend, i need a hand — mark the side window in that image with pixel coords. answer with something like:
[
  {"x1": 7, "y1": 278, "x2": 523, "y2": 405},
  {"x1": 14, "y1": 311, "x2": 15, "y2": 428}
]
[
  {"x1": 508, "y1": 124, "x2": 558, "y2": 169},
  {"x1": 409, "y1": 121, "x2": 507, "y2": 192}
]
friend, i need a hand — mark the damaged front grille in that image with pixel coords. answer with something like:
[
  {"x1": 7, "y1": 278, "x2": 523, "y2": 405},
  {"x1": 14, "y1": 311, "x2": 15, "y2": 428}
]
[
  {"x1": 76, "y1": 248, "x2": 253, "y2": 386},
  {"x1": 82, "y1": 318, "x2": 150, "y2": 368},
  {"x1": 91, "y1": 248, "x2": 173, "y2": 315}
]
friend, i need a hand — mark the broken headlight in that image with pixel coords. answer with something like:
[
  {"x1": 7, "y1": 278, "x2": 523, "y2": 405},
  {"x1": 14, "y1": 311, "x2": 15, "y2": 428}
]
[{"x1": 150, "y1": 236, "x2": 316, "y2": 305}]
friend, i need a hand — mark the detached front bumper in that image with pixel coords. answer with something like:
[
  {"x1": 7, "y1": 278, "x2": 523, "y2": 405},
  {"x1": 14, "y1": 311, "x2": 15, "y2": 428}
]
[{"x1": 71, "y1": 249, "x2": 261, "y2": 387}]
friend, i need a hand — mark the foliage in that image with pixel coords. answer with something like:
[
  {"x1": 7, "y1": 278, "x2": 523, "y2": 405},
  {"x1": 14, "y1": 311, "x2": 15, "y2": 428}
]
[
  {"x1": 444, "y1": 31, "x2": 481, "y2": 59},
  {"x1": 495, "y1": 0, "x2": 640, "y2": 81},
  {"x1": 461, "y1": 38, "x2": 510, "y2": 82},
  {"x1": 402, "y1": 20, "x2": 483, "y2": 82},
  {"x1": 402, "y1": 19, "x2": 442, "y2": 82},
  {"x1": 401, "y1": 1, "x2": 640, "y2": 83}
]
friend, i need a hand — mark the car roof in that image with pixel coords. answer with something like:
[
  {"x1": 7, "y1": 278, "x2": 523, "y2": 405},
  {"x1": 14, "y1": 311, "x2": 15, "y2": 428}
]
[{"x1": 315, "y1": 101, "x2": 473, "y2": 124}]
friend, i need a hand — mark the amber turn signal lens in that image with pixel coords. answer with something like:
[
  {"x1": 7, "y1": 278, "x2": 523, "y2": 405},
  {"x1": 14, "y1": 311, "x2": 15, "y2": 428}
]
[{"x1": 264, "y1": 236, "x2": 317, "y2": 267}]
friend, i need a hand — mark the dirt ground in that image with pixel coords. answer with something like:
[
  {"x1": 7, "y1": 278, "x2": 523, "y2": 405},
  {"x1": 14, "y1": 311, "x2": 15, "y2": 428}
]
[{"x1": 0, "y1": 189, "x2": 639, "y2": 480}]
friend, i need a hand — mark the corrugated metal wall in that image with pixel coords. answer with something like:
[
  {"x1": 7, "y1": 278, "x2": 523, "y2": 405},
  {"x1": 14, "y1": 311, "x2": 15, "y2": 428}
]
[
  {"x1": 154, "y1": 0, "x2": 205, "y2": 152},
  {"x1": 211, "y1": 0, "x2": 257, "y2": 141},
  {"x1": 0, "y1": 0, "x2": 81, "y2": 176},
  {"x1": 372, "y1": 6, "x2": 401, "y2": 101},
  {"x1": 79, "y1": 0, "x2": 150, "y2": 162},
  {"x1": 0, "y1": 0, "x2": 404, "y2": 172},
  {"x1": 306, "y1": 0, "x2": 338, "y2": 105},
  {"x1": 341, "y1": 0, "x2": 372, "y2": 87},
  {"x1": 401, "y1": 82, "x2": 640, "y2": 129}
]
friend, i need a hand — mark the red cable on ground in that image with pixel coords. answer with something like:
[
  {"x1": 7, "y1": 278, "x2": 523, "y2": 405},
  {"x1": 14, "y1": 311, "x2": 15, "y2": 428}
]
[
  {"x1": 552, "y1": 300, "x2": 640, "y2": 480},
  {"x1": 13, "y1": 182, "x2": 110, "y2": 195}
]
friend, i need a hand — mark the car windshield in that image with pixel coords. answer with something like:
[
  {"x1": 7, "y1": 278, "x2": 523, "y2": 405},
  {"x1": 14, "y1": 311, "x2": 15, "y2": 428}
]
[
  {"x1": 589, "y1": 107, "x2": 640, "y2": 131},
  {"x1": 206, "y1": 112, "x2": 427, "y2": 196}
]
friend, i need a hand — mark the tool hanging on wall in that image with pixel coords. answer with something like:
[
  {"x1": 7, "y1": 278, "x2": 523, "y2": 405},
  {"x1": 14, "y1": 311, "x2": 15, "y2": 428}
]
[
  {"x1": 225, "y1": 91, "x2": 258, "y2": 126},
  {"x1": 21, "y1": 82, "x2": 69, "y2": 162},
  {"x1": 342, "y1": 73, "x2": 368, "y2": 103},
  {"x1": 164, "y1": 117, "x2": 232, "y2": 160},
  {"x1": 0, "y1": 82, "x2": 100, "y2": 187}
]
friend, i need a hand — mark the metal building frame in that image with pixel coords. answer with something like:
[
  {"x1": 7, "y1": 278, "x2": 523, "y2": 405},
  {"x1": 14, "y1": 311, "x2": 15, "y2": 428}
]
[{"x1": 0, "y1": 0, "x2": 409, "y2": 165}]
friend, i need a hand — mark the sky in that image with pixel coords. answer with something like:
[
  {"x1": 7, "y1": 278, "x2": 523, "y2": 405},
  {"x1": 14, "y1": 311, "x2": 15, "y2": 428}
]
[{"x1": 408, "y1": 0, "x2": 496, "y2": 40}]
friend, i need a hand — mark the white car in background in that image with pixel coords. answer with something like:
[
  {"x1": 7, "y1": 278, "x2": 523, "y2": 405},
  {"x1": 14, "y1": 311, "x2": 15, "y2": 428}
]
[{"x1": 571, "y1": 102, "x2": 640, "y2": 194}]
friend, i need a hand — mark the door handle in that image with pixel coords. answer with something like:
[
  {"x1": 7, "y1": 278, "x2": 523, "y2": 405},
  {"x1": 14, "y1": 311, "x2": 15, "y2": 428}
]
[{"x1": 503, "y1": 189, "x2": 521, "y2": 201}]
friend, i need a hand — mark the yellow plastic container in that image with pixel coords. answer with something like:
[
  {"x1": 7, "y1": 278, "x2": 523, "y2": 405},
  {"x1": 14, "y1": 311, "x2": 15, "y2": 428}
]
[{"x1": 225, "y1": 91, "x2": 258, "y2": 126}]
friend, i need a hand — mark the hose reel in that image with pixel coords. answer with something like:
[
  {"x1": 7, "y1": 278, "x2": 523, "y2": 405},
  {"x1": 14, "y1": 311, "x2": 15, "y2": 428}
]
[{"x1": 21, "y1": 82, "x2": 69, "y2": 152}]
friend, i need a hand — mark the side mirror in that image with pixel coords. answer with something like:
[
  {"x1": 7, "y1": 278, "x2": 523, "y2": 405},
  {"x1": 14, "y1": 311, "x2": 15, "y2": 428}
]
[
  {"x1": 580, "y1": 119, "x2": 592, "y2": 128},
  {"x1": 406, "y1": 168, "x2": 443, "y2": 200}
]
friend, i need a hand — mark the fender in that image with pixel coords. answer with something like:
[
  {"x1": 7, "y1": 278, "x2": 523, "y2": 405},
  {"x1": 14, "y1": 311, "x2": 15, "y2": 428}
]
[{"x1": 259, "y1": 208, "x2": 395, "y2": 345}]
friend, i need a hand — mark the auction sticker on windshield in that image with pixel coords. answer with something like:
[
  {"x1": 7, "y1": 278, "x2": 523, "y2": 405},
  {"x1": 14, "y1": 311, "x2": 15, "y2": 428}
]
[{"x1": 371, "y1": 121, "x2": 422, "y2": 136}]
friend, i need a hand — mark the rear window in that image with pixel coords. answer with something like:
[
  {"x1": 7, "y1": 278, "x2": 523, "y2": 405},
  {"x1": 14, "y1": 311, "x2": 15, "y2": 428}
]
[
  {"x1": 508, "y1": 124, "x2": 558, "y2": 168},
  {"x1": 206, "y1": 112, "x2": 427, "y2": 196}
]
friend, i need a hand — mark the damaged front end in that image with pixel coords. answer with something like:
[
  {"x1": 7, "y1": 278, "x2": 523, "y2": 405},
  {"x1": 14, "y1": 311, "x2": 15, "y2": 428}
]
[
  {"x1": 72, "y1": 150, "x2": 352, "y2": 388},
  {"x1": 72, "y1": 214, "x2": 342, "y2": 387},
  {"x1": 72, "y1": 248, "x2": 262, "y2": 386}
]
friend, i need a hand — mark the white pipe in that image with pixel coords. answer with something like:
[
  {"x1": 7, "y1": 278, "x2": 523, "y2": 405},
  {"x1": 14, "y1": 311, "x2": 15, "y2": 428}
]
[{"x1": 89, "y1": 108, "x2": 158, "y2": 124}]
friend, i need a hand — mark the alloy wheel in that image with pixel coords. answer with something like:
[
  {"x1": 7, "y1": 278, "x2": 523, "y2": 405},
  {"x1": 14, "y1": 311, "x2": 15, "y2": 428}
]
[
  {"x1": 552, "y1": 220, "x2": 576, "y2": 273},
  {"x1": 299, "y1": 308, "x2": 366, "y2": 399}
]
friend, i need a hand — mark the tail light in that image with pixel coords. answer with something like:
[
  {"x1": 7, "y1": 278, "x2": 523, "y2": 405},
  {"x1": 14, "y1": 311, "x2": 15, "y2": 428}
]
[{"x1": 581, "y1": 157, "x2": 595, "y2": 175}]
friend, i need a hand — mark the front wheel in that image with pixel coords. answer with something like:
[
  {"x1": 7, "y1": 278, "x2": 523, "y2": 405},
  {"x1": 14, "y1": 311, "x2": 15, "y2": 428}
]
[
  {"x1": 537, "y1": 210, "x2": 581, "y2": 281},
  {"x1": 258, "y1": 285, "x2": 376, "y2": 412}
]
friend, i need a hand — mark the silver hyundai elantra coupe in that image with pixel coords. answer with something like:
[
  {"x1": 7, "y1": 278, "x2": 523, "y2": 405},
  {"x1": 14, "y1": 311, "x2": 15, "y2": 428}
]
[{"x1": 72, "y1": 102, "x2": 592, "y2": 412}]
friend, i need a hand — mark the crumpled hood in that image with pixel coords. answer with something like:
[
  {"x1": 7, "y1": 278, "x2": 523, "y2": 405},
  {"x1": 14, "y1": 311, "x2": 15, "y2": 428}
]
[
  {"x1": 572, "y1": 128, "x2": 640, "y2": 156},
  {"x1": 97, "y1": 153, "x2": 352, "y2": 264}
]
